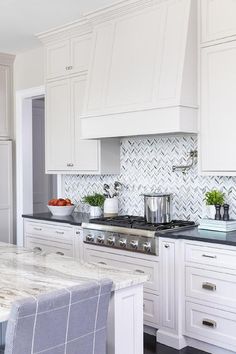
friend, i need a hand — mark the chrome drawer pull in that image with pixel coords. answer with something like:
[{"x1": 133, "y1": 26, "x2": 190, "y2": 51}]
[
  {"x1": 56, "y1": 251, "x2": 64, "y2": 256},
  {"x1": 202, "y1": 254, "x2": 217, "y2": 259},
  {"x1": 202, "y1": 282, "x2": 216, "y2": 291},
  {"x1": 33, "y1": 247, "x2": 42, "y2": 252},
  {"x1": 135, "y1": 269, "x2": 145, "y2": 274},
  {"x1": 34, "y1": 227, "x2": 42, "y2": 231},
  {"x1": 98, "y1": 261, "x2": 107, "y2": 265},
  {"x1": 202, "y1": 319, "x2": 217, "y2": 328},
  {"x1": 56, "y1": 231, "x2": 64, "y2": 235}
]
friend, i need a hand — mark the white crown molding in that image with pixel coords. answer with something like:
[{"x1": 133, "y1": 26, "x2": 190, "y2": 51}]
[
  {"x1": 36, "y1": 0, "x2": 166, "y2": 43},
  {"x1": 85, "y1": 0, "x2": 166, "y2": 25},
  {"x1": 37, "y1": 17, "x2": 92, "y2": 44},
  {"x1": 0, "y1": 52, "x2": 15, "y2": 65}
]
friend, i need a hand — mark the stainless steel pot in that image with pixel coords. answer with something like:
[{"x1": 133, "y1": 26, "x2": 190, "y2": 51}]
[{"x1": 144, "y1": 193, "x2": 172, "y2": 224}]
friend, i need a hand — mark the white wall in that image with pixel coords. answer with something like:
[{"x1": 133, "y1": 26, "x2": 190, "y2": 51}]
[{"x1": 14, "y1": 46, "x2": 44, "y2": 91}]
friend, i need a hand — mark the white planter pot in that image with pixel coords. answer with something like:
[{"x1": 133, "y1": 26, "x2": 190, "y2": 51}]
[
  {"x1": 89, "y1": 206, "x2": 102, "y2": 218},
  {"x1": 205, "y1": 205, "x2": 216, "y2": 219},
  {"x1": 104, "y1": 198, "x2": 119, "y2": 216}
]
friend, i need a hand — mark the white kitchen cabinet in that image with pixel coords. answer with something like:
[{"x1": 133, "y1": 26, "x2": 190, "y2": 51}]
[
  {"x1": 46, "y1": 75, "x2": 120, "y2": 174},
  {"x1": 81, "y1": 0, "x2": 198, "y2": 138},
  {"x1": 200, "y1": 41, "x2": 236, "y2": 175},
  {"x1": 201, "y1": 0, "x2": 236, "y2": 44},
  {"x1": 24, "y1": 219, "x2": 75, "y2": 257},
  {"x1": 83, "y1": 243, "x2": 160, "y2": 328},
  {"x1": 0, "y1": 53, "x2": 14, "y2": 138},
  {"x1": 46, "y1": 79, "x2": 71, "y2": 171},
  {"x1": 0, "y1": 141, "x2": 13, "y2": 243},
  {"x1": 45, "y1": 34, "x2": 92, "y2": 80},
  {"x1": 184, "y1": 241, "x2": 236, "y2": 353},
  {"x1": 39, "y1": 21, "x2": 120, "y2": 175}
]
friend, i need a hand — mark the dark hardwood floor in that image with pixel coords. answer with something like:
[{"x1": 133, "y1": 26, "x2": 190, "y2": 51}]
[{"x1": 144, "y1": 334, "x2": 209, "y2": 354}]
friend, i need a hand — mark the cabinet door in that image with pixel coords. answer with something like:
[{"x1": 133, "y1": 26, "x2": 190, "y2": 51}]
[
  {"x1": 0, "y1": 65, "x2": 10, "y2": 137},
  {"x1": 200, "y1": 41, "x2": 236, "y2": 173},
  {"x1": 71, "y1": 76, "x2": 99, "y2": 171},
  {"x1": 201, "y1": 0, "x2": 236, "y2": 43},
  {"x1": 160, "y1": 240, "x2": 176, "y2": 330},
  {"x1": 46, "y1": 79, "x2": 72, "y2": 172},
  {"x1": 70, "y1": 34, "x2": 92, "y2": 74},
  {"x1": 0, "y1": 141, "x2": 12, "y2": 243},
  {"x1": 46, "y1": 40, "x2": 70, "y2": 79}
]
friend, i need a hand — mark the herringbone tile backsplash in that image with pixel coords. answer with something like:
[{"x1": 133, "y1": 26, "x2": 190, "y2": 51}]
[{"x1": 64, "y1": 135, "x2": 236, "y2": 222}]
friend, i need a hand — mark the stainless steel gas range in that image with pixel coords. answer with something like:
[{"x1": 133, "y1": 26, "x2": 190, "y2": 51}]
[{"x1": 82, "y1": 216, "x2": 196, "y2": 256}]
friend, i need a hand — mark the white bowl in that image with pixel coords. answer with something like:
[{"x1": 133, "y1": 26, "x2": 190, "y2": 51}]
[{"x1": 47, "y1": 205, "x2": 75, "y2": 216}]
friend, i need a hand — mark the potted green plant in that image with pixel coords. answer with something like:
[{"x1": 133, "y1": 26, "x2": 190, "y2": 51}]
[
  {"x1": 82, "y1": 193, "x2": 105, "y2": 217},
  {"x1": 204, "y1": 189, "x2": 225, "y2": 219}
]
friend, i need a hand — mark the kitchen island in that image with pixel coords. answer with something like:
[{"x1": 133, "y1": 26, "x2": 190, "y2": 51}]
[{"x1": 0, "y1": 242, "x2": 147, "y2": 354}]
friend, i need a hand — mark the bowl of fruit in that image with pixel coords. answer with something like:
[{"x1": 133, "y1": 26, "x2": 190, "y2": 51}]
[{"x1": 47, "y1": 198, "x2": 75, "y2": 216}]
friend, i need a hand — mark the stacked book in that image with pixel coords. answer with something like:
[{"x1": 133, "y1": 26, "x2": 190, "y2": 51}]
[{"x1": 199, "y1": 219, "x2": 236, "y2": 232}]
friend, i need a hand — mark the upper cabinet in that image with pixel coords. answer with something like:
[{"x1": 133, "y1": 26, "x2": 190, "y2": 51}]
[
  {"x1": 0, "y1": 53, "x2": 14, "y2": 139},
  {"x1": 45, "y1": 34, "x2": 92, "y2": 80},
  {"x1": 201, "y1": 0, "x2": 236, "y2": 45},
  {"x1": 81, "y1": 0, "x2": 198, "y2": 139},
  {"x1": 199, "y1": 2, "x2": 236, "y2": 175},
  {"x1": 200, "y1": 40, "x2": 236, "y2": 175},
  {"x1": 38, "y1": 21, "x2": 120, "y2": 175}
]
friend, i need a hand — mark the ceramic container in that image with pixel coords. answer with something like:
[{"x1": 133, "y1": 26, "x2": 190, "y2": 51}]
[
  {"x1": 89, "y1": 206, "x2": 103, "y2": 217},
  {"x1": 104, "y1": 198, "x2": 119, "y2": 216}
]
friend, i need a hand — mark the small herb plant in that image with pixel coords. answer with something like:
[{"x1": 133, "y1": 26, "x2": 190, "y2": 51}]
[
  {"x1": 82, "y1": 193, "x2": 105, "y2": 207},
  {"x1": 205, "y1": 190, "x2": 225, "y2": 206}
]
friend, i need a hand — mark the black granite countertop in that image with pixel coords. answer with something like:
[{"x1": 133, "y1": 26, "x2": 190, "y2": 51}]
[
  {"x1": 22, "y1": 212, "x2": 90, "y2": 226},
  {"x1": 158, "y1": 226, "x2": 236, "y2": 246}
]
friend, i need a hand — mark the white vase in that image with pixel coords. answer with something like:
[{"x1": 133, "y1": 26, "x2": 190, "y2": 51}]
[
  {"x1": 89, "y1": 206, "x2": 102, "y2": 218},
  {"x1": 104, "y1": 198, "x2": 119, "y2": 216},
  {"x1": 205, "y1": 205, "x2": 216, "y2": 219}
]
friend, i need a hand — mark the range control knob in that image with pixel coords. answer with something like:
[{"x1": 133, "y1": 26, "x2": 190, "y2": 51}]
[
  {"x1": 143, "y1": 242, "x2": 151, "y2": 253},
  {"x1": 107, "y1": 236, "x2": 115, "y2": 246},
  {"x1": 97, "y1": 235, "x2": 105, "y2": 244},
  {"x1": 130, "y1": 240, "x2": 138, "y2": 250},
  {"x1": 119, "y1": 238, "x2": 127, "y2": 248},
  {"x1": 86, "y1": 234, "x2": 94, "y2": 242}
]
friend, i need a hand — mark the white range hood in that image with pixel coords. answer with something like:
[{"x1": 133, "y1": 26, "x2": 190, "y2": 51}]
[{"x1": 81, "y1": 0, "x2": 198, "y2": 139}]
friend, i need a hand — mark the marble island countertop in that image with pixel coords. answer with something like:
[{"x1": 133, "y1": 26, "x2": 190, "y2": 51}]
[{"x1": 0, "y1": 242, "x2": 148, "y2": 322}]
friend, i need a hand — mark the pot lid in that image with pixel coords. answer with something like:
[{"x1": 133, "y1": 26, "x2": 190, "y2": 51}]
[{"x1": 143, "y1": 193, "x2": 172, "y2": 197}]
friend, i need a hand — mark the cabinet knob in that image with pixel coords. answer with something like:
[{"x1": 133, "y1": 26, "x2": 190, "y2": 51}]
[
  {"x1": 65, "y1": 66, "x2": 73, "y2": 70},
  {"x1": 33, "y1": 247, "x2": 42, "y2": 252},
  {"x1": 135, "y1": 269, "x2": 145, "y2": 274},
  {"x1": 56, "y1": 231, "x2": 64, "y2": 235},
  {"x1": 67, "y1": 163, "x2": 74, "y2": 167},
  {"x1": 56, "y1": 251, "x2": 64, "y2": 256},
  {"x1": 34, "y1": 227, "x2": 42, "y2": 231},
  {"x1": 164, "y1": 244, "x2": 170, "y2": 248},
  {"x1": 76, "y1": 231, "x2": 80, "y2": 235}
]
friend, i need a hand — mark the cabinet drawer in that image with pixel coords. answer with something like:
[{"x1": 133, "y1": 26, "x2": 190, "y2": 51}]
[
  {"x1": 25, "y1": 221, "x2": 73, "y2": 243},
  {"x1": 185, "y1": 243, "x2": 236, "y2": 270},
  {"x1": 186, "y1": 267, "x2": 236, "y2": 309},
  {"x1": 25, "y1": 236, "x2": 73, "y2": 257},
  {"x1": 186, "y1": 302, "x2": 236, "y2": 350},
  {"x1": 143, "y1": 293, "x2": 160, "y2": 328},
  {"x1": 84, "y1": 246, "x2": 159, "y2": 293}
]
